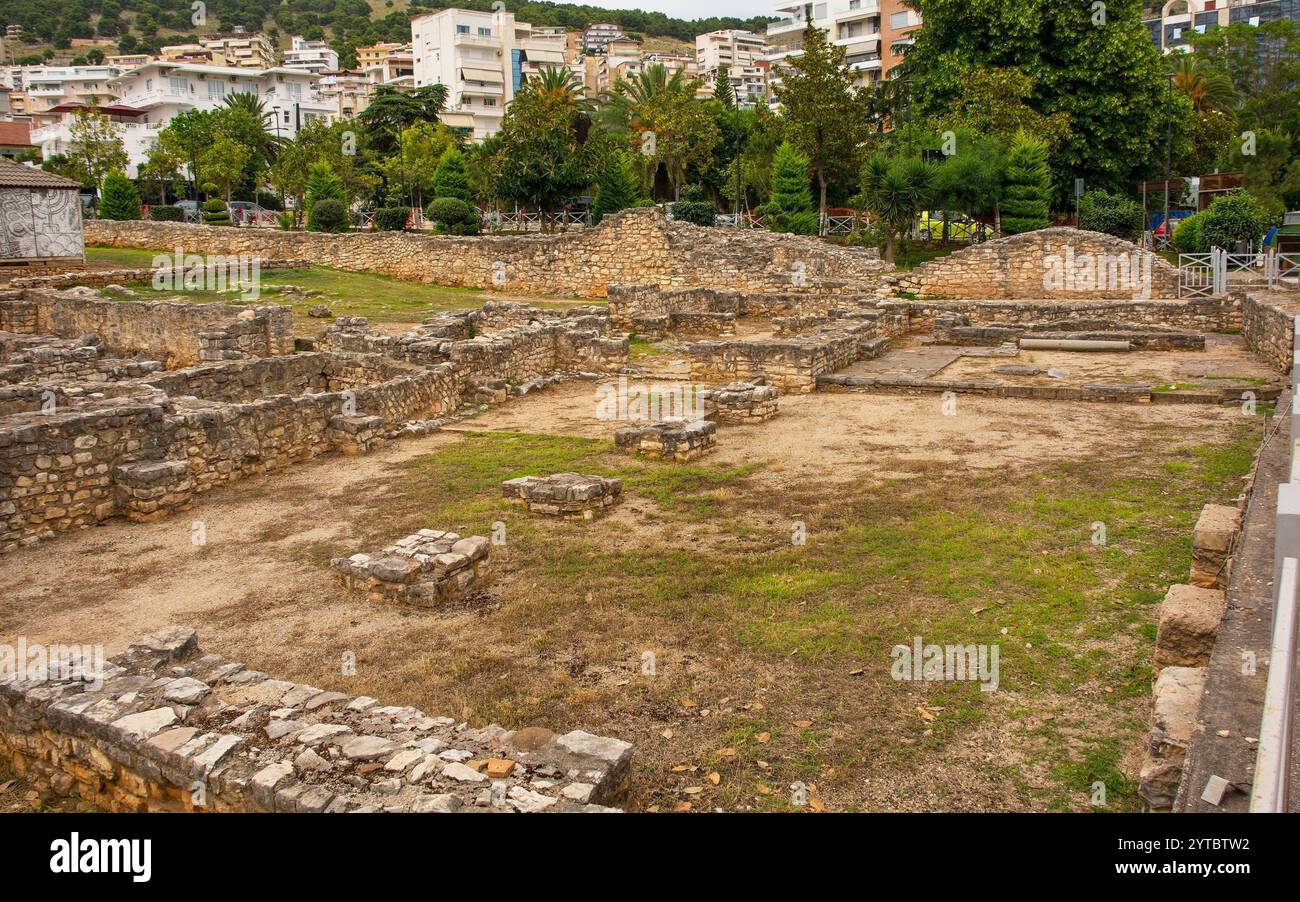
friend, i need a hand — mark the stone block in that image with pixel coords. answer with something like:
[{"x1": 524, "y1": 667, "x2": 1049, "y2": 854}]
[{"x1": 1155, "y1": 584, "x2": 1226, "y2": 668}]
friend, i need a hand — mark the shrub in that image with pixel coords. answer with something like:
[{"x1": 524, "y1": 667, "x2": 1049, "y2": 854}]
[
  {"x1": 255, "y1": 190, "x2": 283, "y2": 211},
  {"x1": 1001, "y1": 132, "x2": 1051, "y2": 234},
  {"x1": 1200, "y1": 191, "x2": 1274, "y2": 250},
  {"x1": 671, "y1": 184, "x2": 717, "y2": 226},
  {"x1": 308, "y1": 198, "x2": 349, "y2": 233},
  {"x1": 276, "y1": 211, "x2": 296, "y2": 231},
  {"x1": 98, "y1": 170, "x2": 141, "y2": 221},
  {"x1": 1171, "y1": 213, "x2": 1205, "y2": 253},
  {"x1": 426, "y1": 196, "x2": 479, "y2": 235},
  {"x1": 305, "y1": 163, "x2": 347, "y2": 221},
  {"x1": 374, "y1": 206, "x2": 410, "y2": 231},
  {"x1": 202, "y1": 198, "x2": 229, "y2": 226},
  {"x1": 1078, "y1": 189, "x2": 1143, "y2": 241},
  {"x1": 149, "y1": 204, "x2": 183, "y2": 222}
]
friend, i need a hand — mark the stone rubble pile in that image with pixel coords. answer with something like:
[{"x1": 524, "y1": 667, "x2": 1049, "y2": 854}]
[
  {"x1": 501, "y1": 472, "x2": 623, "y2": 520},
  {"x1": 702, "y1": 380, "x2": 779, "y2": 424},
  {"x1": 331, "y1": 529, "x2": 492, "y2": 606},
  {"x1": 615, "y1": 418, "x2": 717, "y2": 461},
  {"x1": 0, "y1": 627, "x2": 633, "y2": 812}
]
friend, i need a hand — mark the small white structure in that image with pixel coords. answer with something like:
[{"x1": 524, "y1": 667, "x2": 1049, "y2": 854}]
[{"x1": 0, "y1": 159, "x2": 84, "y2": 270}]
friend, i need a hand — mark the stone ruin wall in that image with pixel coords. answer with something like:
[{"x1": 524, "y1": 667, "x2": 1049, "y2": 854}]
[
  {"x1": 85, "y1": 207, "x2": 891, "y2": 298},
  {"x1": 0, "y1": 627, "x2": 633, "y2": 813},
  {"x1": 0, "y1": 288, "x2": 294, "y2": 368},
  {"x1": 1240, "y1": 290, "x2": 1296, "y2": 374},
  {"x1": 885, "y1": 228, "x2": 1182, "y2": 300}
]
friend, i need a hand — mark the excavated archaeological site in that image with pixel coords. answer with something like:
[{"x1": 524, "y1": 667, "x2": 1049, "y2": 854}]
[{"x1": 2, "y1": 209, "x2": 1297, "y2": 813}]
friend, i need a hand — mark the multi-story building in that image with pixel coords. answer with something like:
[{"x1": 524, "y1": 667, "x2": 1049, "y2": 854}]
[
  {"x1": 356, "y1": 41, "x2": 408, "y2": 72},
  {"x1": 1142, "y1": 0, "x2": 1300, "y2": 52},
  {"x1": 282, "y1": 36, "x2": 340, "y2": 76},
  {"x1": 410, "y1": 8, "x2": 569, "y2": 140},
  {"x1": 105, "y1": 54, "x2": 154, "y2": 70},
  {"x1": 582, "y1": 23, "x2": 626, "y2": 55},
  {"x1": 696, "y1": 30, "x2": 769, "y2": 106},
  {"x1": 0, "y1": 64, "x2": 123, "y2": 123},
  {"x1": 589, "y1": 37, "x2": 644, "y2": 96},
  {"x1": 766, "y1": 0, "x2": 922, "y2": 92},
  {"x1": 198, "y1": 30, "x2": 277, "y2": 70},
  {"x1": 365, "y1": 46, "x2": 415, "y2": 88},
  {"x1": 315, "y1": 69, "x2": 374, "y2": 118},
  {"x1": 29, "y1": 63, "x2": 333, "y2": 176}
]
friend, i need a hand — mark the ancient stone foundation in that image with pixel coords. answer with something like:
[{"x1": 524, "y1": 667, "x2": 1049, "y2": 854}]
[
  {"x1": 331, "y1": 530, "x2": 492, "y2": 606},
  {"x1": 702, "y1": 380, "x2": 779, "y2": 424},
  {"x1": 502, "y1": 473, "x2": 623, "y2": 520},
  {"x1": 615, "y1": 419, "x2": 717, "y2": 461},
  {"x1": 0, "y1": 627, "x2": 632, "y2": 812}
]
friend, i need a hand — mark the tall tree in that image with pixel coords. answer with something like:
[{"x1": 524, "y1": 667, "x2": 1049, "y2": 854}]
[
  {"x1": 593, "y1": 151, "x2": 641, "y2": 224},
  {"x1": 902, "y1": 0, "x2": 1169, "y2": 205},
  {"x1": 772, "y1": 23, "x2": 867, "y2": 222},
  {"x1": 759, "y1": 141, "x2": 817, "y2": 235},
  {"x1": 64, "y1": 105, "x2": 128, "y2": 195},
  {"x1": 1001, "y1": 132, "x2": 1052, "y2": 235},
  {"x1": 861, "y1": 154, "x2": 937, "y2": 262}
]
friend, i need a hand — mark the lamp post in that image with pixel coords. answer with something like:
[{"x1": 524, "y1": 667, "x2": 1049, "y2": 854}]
[
  {"x1": 1164, "y1": 72, "x2": 1174, "y2": 248},
  {"x1": 732, "y1": 81, "x2": 743, "y2": 226}
]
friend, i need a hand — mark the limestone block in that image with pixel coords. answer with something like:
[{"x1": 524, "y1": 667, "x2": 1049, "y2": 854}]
[{"x1": 1155, "y1": 584, "x2": 1226, "y2": 668}]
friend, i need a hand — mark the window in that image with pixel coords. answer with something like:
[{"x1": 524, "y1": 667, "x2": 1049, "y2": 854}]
[
  {"x1": 207, "y1": 80, "x2": 225, "y2": 99},
  {"x1": 850, "y1": 0, "x2": 860, "y2": 8},
  {"x1": 478, "y1": 27, "x2": 492, "y2": 36},
  {"x1": 457, "y1": 24, "x2": 470, "y2": 34},
  {"x1": 168, "y1": 76, "x2": 187, "y2": 94},
  {"x1": 287, "y1": 81, "x2": 301, "y2": 97},
  {"x1": 813, "y1": 4, "x2": 827, "y2": 19},
  {"x1": 890, "y1": 11, "x2": 913, "y2": 29},
  {"x1": 483, "y1": 98, "x2": 495, "y2": 106}
]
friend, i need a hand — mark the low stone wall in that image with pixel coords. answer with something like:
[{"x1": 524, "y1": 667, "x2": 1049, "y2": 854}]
[
  {"x1": 931, "y1": 313, "x2": 1207, "y2": 351},
  {"x1": 331, "y1": 530, "x2": 492, "y2": 606},
  {"x1": 1138, "y1": 501, "x2": 1245, "y2": 811},
  {"x1": 0, "y1": 627, "x2": 632, "y2": 812},
  {"x1": 884, "y1": 228, "x2": 1181, "y2": 300},
  {"x1": 1241, "y1": 290, "x2": 1296, "y2": 373},
  {"x1": 0, "y1": 288, "x2": 294, "y2": 367},
  {"x1": 615, "y1": 419, "x2": 717, "y2": 461},
  {"x1": 702, "y1": 381, "x2": 779, "y2": 424},
  {"x1": 502, "y1": 473, "x2": 623, "y2": 521},
  {"x1": 606, "y1": 283, "x2": 874, "y2": 332},
  {"x1": 5, "y1": 260, "x2": 310, "y2": 292},
  {"x1": 86, "y1": 208, "x2": 891, "y2": 298},
  {"x1": 688, "y1": 321, "x2": 888, "y2": 393},
  {"x1": 0, "y1": 354, "x2": 458, "y2": 551},
  {"x1": 877, "y1": 296, "x2": 1239, "y2": 338}
]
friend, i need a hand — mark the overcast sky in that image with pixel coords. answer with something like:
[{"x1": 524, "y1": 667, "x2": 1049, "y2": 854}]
[{"x1": 572, "y1": 1, "x2": 775, "y2": 21}]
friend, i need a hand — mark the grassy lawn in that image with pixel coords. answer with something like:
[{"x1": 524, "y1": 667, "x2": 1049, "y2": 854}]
[
  {"x1": 85, "y1": 246, "x2": 575, "y2": 333},
  {"x1": 309, "y1": 421, "x2": 1258, "y2": 812}
]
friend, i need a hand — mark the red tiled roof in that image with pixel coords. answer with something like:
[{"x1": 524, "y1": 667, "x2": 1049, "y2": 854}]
[
  {"x1": 0, "y1": 157, "x2": 82, "y2": 189},
  {"x1": 0, "y1": 120, "x2": 32, "y2": 147}
]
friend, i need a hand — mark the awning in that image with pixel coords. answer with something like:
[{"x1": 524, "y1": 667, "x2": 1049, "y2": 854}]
[
  {"x1": 522, "y1": 48, "x2": 566, "y2": 64},
  {"x1": 439, "y1": 112, "x2": 476, "y2": 128},
  {"x1": 461, "y1": 67, "x2": 503, "y2": 84}
]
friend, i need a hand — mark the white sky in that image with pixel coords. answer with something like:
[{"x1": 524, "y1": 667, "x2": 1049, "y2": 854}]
[{"x1": 571, "y1": 1, "x2": 775, "y2": 21}]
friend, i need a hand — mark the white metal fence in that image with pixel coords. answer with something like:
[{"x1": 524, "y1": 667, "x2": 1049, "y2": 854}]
[
  {"x1": 1250, "y1": 318, "x2": 1300, "y2": 812},
  {"x1": 1179, "y1": 248, "x2": 1299, "y2": 297}
]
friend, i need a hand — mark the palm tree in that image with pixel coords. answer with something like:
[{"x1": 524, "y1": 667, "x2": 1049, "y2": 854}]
[
  {"x1": 861, "y1": 154, "x2": 937, "y2": 263},
  {"x1": 600, "y1": 63, "x2": 707, "y2": 199},
  {"x1": 1167, "y1": 53, "x2": 1237, "y2": 113}
]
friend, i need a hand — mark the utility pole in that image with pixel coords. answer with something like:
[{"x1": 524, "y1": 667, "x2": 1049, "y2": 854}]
[
  {"x1": 1164, "y1": 72, "x2": 1173, "y2": 249},
  {"x1": 733, "y1": 80, "x2": 743, "y2": 224}
]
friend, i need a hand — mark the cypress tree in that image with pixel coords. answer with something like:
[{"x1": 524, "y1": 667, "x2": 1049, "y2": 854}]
[
  {"x1": 593, "y1": 152, "x2": 640, "y2": 224},
  {"x1": 99, "y1": 170, "x2": 141, "y2": 221},
  {"x1": 433, "y1": 145, "x2": 471, "y2": 201},
  {"x1": 1001, "y1": 132, "x2": 1051, "y2": 234}
]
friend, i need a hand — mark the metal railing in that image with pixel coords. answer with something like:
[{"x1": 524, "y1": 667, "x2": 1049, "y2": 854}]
[
  {"x1": 481, "y1": 209, "x2": 591, "y2": 232},
  {"x1": 1250, "y1": 318, "x2": 1300, "y2": 812},
  {"x1": 1181, "y1": 248, "x2": 1299, "y2": 297}
]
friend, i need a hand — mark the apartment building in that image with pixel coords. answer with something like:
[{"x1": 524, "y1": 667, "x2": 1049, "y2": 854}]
[
  {"x1": 357, "y1": 42, "x2": 408, "y2": 71},
  {"x1": 198, "y1": 31, "x2": 277, "y2": 70},
  {"x1": 282, "y1": 36, "x2": 341, "y2": 76},
  {"x1": 29, "y1": 63, "x2": 333, "y2": 177},
  {"x1": 1143, "y1": 0, "x2": 1300, "y2": 52},
  {"x1": 582, "y1": 23, "x2": 626, "y2": 55},
  {"x1": 105, "y1": 54, "x2": 153, "y2": 70},
  {"x1": 766, "y1": 0, "x2": 922, "y2": 91},
  {"x1": 410, "y1": 8, "x2": 569, "y2": 140},
  {"x1": 0, "y1": 64, "x2": 123, "y2": 123},
  {"x1": 315, "y1": 70, "x2": 373, "y2": 118},
  {"x1": 696, "y1": 30, "x2": 769, "y2": 106}
]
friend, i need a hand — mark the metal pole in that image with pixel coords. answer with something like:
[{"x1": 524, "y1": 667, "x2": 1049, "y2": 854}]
[{"x1": 1164, "y1": 73, "x2": 1173, "y2": 249}]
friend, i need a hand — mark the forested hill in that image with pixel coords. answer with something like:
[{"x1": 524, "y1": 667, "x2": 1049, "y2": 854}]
[{"x1": 0, "y1": 0, "x2": 775, "y2": 66}]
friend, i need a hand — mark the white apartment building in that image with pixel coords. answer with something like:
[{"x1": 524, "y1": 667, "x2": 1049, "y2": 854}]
[
  {"x1": 315, "y1": 70, "x2": 374, "y2": 118},
  {"x1": 582, "y1": 23, "x2": 626, "y2": 55},
  {"x1": 29, "y1": 63, "x2": 334, "y2": 177},
  {"x1": 0, "y1": 65, "x2": 123, "y2": 122},
  {"x1": 282, "y1": 36, "x2": 341, "y2": 76},
  {"x1": 696, "y1": 30, "x2": 769, "y2": 107},
  {"x1": 766, "y1": 0, "x2": 922, "y2": 92},
  {"x1": 411, "y1": 8, "x2": 568, "y2": 140}
]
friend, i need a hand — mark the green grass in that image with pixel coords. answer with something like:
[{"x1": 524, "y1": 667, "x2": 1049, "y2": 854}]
[
  {"x1": 372, "y1": 421, "x2": 1261, "y2": 811},
  {"x1": 86, "y1": 246, "x2": 576, "y2": 327}
]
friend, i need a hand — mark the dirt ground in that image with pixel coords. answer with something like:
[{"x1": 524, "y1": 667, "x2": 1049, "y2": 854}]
[{"x1": 0, "y1": 380, "x2": 1262, "y2": 811}]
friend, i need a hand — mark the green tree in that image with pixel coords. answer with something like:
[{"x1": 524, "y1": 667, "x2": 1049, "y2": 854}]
[
  {"x1": 496, "y1": 69, "x2": 601, "y2": 231},
  {"x1": 772, "y1": 23, "x2": 867, "y2": 221},
  {"x1": 305, "y1": 162, "x2": 348, "y2": 230},
  {"x1": 98, "y1": 170, "x2": 140, "y2": 220},
  {"x1": 378, "y1": 121, "x2": 453, "y2": 209},
  {"x1": 593, "y1": 151, "x2": 641, "y2": 224},
  {"x1": 1077, "y1": 189, "x2": 1143, "y2": 240},
  {"x1": 196, "y1": 134, "x2": 251, "y2": 206},
  {"x1": 65, "y1": 105, "x2": 128, "y2": 196},
  {"x1": 1200, "y1": 191, "x2": 1275, "y2": 250},
  {"x1": 861, "y1": 154, "x2": 937, "y2": 262},
  {"x1": 1001, "y1": 132, "x2": 1052, "y2": 235},
  {"x1": 433, "y1": 145, "x2": 470, "y2": 201},
  {"x1": 757, "y1": 141, "x2": 816, "y2": 235},
  {"x1": 903, "y1": 0, "x2": 1170, "y2": 204}
]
